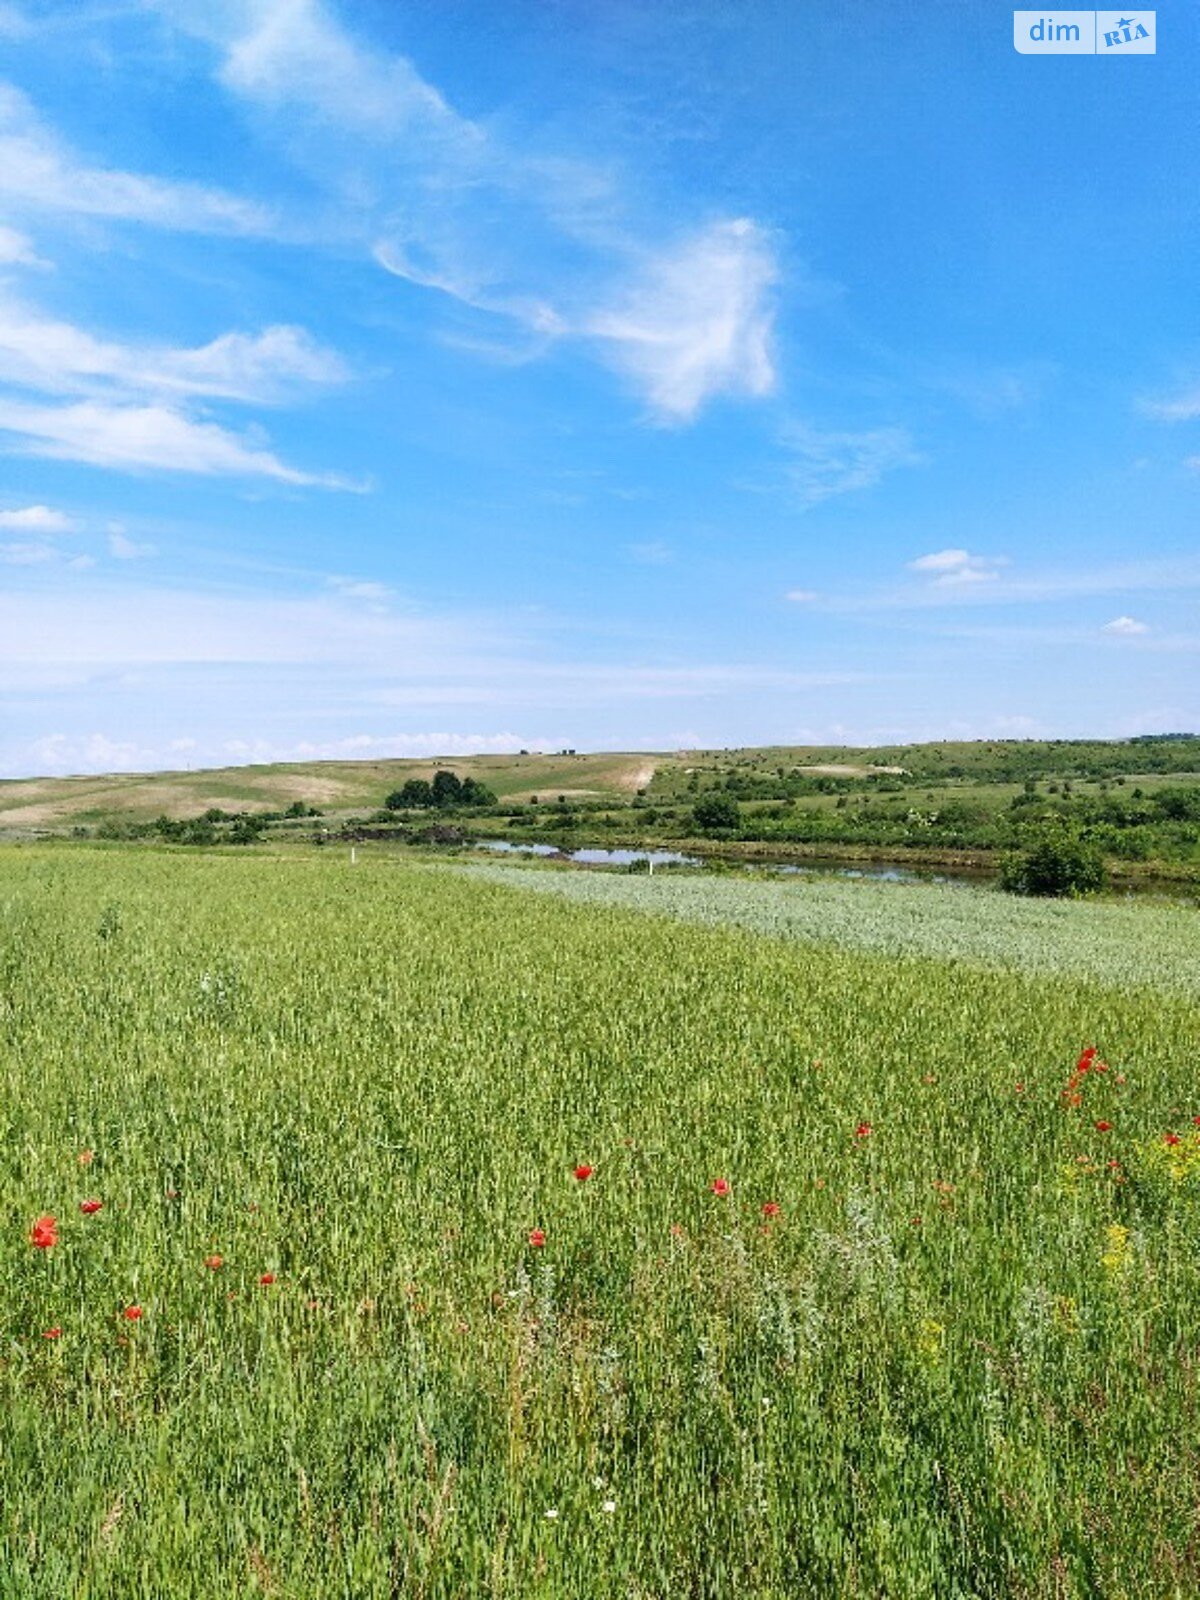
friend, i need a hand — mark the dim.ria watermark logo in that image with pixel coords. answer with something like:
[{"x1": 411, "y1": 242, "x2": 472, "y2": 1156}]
[{"x1": 1013, "y1": 12, "x2": 1156, "y2": 53}]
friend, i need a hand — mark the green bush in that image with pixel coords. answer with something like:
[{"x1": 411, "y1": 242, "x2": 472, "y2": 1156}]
[
  {"x1": 691, "y1": 793, "x2": 740, "y2": 833},
  {"x1": 1000, "y1": 827, "x2": 1107, "y2": 897}
]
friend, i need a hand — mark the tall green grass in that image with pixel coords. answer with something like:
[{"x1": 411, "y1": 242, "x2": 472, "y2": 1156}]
[{"x1": 1, "y1": 845, "x2": 1197, "y2": 1597}]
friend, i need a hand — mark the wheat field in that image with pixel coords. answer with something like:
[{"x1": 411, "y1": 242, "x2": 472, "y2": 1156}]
[{"x1": 2, "y1": 845, "x2": 1197, "y2": 1598}]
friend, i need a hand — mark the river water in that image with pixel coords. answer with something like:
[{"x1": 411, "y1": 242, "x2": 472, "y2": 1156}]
[{"x1": 472, "y1": 839, "x2": 1197, "y2": 902}]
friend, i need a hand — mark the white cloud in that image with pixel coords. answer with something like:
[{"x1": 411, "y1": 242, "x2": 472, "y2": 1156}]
[
  {"x1": 0, "y1": 223, "x2": 44, "y2": 266},
  {"x1": 627, "y1": 541, "x2": 672, "y2": 566},
  {"x1": 0, "y1": 4, "x2": 30, "y2": 39},
  {"x1": 1140, "y1": 386, "x2": 1200, "y2": 422},
  {"x1": 224, "y1": 731, "x2": 547, "y2": 762},
  {"x1": 167, "y1": 4, "x2": 777, "y2": 427},
  {"x1": 822, "y1": 555, "x2": 1200, "y2": 615},
  {"x1": 0, "y1": 502, "x2": 77, "y2": 532},
  {"x1": 1102, "y1": 615, "x2": 1149, "y2": 636},
  {"x1": 0, "y1": 81, "x2": 275, "y2": 234},
  {"x1": 11, "y1": 726, "x2": 556, "y2": 779},
  {"x1": 0, "y1": 534, "x2": 92, "y2": 567},
  {"x1": 217, "y1": 0, "x2": 476, "y2": 148},
  {"x1": 908, "y1": 548, "x2": 1008, "y2": 586},
  {"x1": 0, "y1": 539, "x2": 55, "y2": 564},
  {"x1": 107, "y1": 531, "x2": 156, "y2": 560},
  {"x1": 783, "y1": 422, "x2": 921, "y2": 506},
  {"x1": 0, "y1": 298, "x2": 347, "y2": 403},
  {"x1": 0, "y1": 397, "x2": 358, "y2": 487},
  {"x1": 327, "y1": 575, "x2": 392, "y2": 606},
  {"x1": 785, "y1": 589, "x2": 818, "y2": 603},
  {"x1": 158, "y1": 325, "x2": 349, "y2": 401},
  {"x1": 586, "y1": 221, "x2": 777, "y2": 423},
  {"x1": 26, "y1": 733, "x2": 140, "y2": 773}
]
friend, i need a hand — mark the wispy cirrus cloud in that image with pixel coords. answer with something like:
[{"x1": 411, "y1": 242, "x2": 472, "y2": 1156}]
[
  {"x1": 0, "y1": 539, "x2": 92, "y2": 568},
  {"x1": 0, "y1": 539, "x2": 55, "y2": 564},
  {"x1": 160, "y1": 0, "x2": 781, "y2": 426},
  {"x1": 215, "y1": 0, "x2": 480, "y2": 149},
  {"x1": 0, "y1": 293, "x2": 353, "y2": 485},
  {"x1": 0, "y1": 223, "x2": 45, "y2": 266},
  {"x1": 1139, "y1": 383, "x2": 1200, "y2": 422},
  {"x1": 0, "y1": 397, "x2": 359, "y2": 487},
  {"x1": 781, "y1": 421, "x2": 921, "y2": 507},
  {"x1": 0, "y1": 297, "x2": 348, "y2": 404},
  {"x1": 0, "y1": 82, "x2": 276, "y2": 235},
  {"x1": 107, "y1": 527, "x2": 156, "y2": 561},
  {"x1": 819, "y1": 555, "x2": 1200, "y2": 615},
  {"x1": 0, "y1": 4, "x2": 30, "y2": 39}
]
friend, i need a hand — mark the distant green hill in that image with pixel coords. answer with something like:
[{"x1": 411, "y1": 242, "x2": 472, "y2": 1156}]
[
  {"x1": 0, "y1": 751, "x2": 661, "y2": 832},
  {"x1": 2, "y1": 736, "x2": 1197, "y2": 837}
]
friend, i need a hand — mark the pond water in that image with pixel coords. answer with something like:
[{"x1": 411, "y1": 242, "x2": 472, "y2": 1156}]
[
  {"x1": 475, "y1": 840, "x2": 699, "y2": 867},
  {"x1": 768, "y1": 860, "x2": 970, "y2": 886},
  {"x1": 764, "y1": 858, "x2": 1196, "y2": 903},
  {"x1": 473, "y1": 839, "x2": 1196, "y2": 902}
]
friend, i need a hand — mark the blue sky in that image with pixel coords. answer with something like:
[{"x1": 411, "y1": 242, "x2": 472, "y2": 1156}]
[{"x1": 1, "y1": 0, "x2": 1197, "y2": 777}]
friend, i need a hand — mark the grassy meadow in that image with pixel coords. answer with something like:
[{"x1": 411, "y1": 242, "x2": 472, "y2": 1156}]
[{"x1": 3, "y1": 843, "x2": 1199, "y2": 1597}]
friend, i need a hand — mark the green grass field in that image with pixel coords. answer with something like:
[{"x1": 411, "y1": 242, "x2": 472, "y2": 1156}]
[{"x1": 3, "y1": 845, "x2": 1199, "y2": 1597}]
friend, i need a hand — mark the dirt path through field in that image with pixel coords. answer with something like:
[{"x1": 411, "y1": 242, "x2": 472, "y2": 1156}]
[{"x1": 621, "y1": 760, "x2": 658, "y2": 792}]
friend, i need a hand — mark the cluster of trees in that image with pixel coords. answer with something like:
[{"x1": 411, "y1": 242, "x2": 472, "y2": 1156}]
[
  {"x1": 95, "y1": 800, "x2": 323, "y2": 845},
  {"x1": 384, "y1": 771, "x2": 497, "y2": 811},
  {"x1": 153, "y1": 813, "x2": 264, "y2": 845}
]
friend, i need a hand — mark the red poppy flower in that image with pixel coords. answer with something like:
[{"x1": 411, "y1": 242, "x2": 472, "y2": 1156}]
[
  {"x1": 761, "y1": 1201, "x2": 781, "y2": 1218},
  {"x1": 854, "y1": 1122, "x2": 873, "y2": 1140},
  {"x1": 528, "y1": 1228, "x2": 546, "y2": 1248},
  {"x1": 258, "y1": 1273, "x2": 276, "y2": 1286},
  {"x1": 80, "y1": 1198, "x2": 102, "y2": 1214},
  {"x1": 1015, "y1": 1083, "x2": 1025, "y2": 1093},
  {"x1": 1094, "y1": 1121, "x2": 1113, "y2": 1133},
  {"x1": 1164, "y1": 1133, "x2": 1182, "y2": 1147},
  {"x1": 123, "y1": 1305, "x2": 143, "y2": 1321},
  {"x1": 710, "y1": 1178, "x2": 731, "y2": 1196},
  {"x1": 42, "y1": 1327, "x2": 61, "y2": 1340},
  {"x1": 30, "y1": 1216, "x2": 57, "y2": 1249},
  {"x1": 573, "y1": 1164, "x2": 593, "y2": 1182},
  {"x1": 77, "y1": 1150, "x2": 94, "y2": 1167},
  {"x1": 204, "y1": 1255, "x2": 223, "y2": 1270},
  {"x1": 1077, "y1": 1046, "x2": 1098, "y2": 1072}
]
